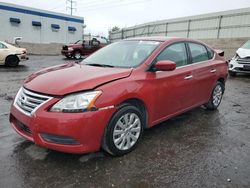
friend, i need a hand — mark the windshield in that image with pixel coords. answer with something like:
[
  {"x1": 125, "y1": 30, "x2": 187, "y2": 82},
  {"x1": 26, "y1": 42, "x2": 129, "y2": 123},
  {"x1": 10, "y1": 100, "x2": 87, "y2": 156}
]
[
  {"x1": 241, "y1": 40, "x2": 250, "y2": 49},
  {"x1": 82, "y1": 41, "x2": 160, "y2": 68},
  {"x1": 74, "y1": 40, "x2": 83, "y2": 44}
]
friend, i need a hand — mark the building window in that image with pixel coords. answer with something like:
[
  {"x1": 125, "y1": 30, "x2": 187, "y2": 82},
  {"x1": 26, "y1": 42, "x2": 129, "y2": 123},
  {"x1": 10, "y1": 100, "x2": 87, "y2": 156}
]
[
  {"x1": 10, "y1": 17, "x2": 21, "y2": 24},
  {"x1": 51, "y1": 24, "x2": 60, "y2": 30},
  {"x1": 68, "y1": 26, "x2": 76, "y2": 32},
  {"x1": 32, "y1": 21, "x2": 42, "y2": 27}
]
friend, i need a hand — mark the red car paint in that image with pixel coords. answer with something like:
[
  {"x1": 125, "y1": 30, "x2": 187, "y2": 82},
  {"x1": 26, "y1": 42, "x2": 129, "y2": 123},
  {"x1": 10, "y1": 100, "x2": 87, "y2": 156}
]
[{"x1": 10, "y1": 37, "x2": 228, "y2": 154}]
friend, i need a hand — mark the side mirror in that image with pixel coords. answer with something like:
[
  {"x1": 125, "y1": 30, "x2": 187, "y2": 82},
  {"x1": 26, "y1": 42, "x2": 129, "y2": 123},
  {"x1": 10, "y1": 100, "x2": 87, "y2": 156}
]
[
  {"x1": 215, "y1": 49, "x2": 224, "y2": 57},
  {"x1": 154, "y1": 60, "x2": 176, "y2": 71}
]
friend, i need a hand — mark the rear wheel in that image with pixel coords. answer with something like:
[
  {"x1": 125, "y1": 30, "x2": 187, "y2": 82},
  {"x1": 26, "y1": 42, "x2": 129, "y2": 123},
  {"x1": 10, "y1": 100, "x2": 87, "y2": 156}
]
[
  {"x1": 205, "y1": 81, "x2": 224, "y2": 110},
  {"x1": 102, "y1": 105, "x2": 144, "y2": 156},
  {"x1": 5, "y1": 55, "x2": 19, "y2": 67}
]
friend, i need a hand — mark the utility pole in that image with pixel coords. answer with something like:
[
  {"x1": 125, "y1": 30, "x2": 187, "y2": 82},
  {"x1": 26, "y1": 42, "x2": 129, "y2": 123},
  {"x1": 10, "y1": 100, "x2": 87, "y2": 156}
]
[{"x1": 66, "y1": 0, "x2": 77, "y2": 15}]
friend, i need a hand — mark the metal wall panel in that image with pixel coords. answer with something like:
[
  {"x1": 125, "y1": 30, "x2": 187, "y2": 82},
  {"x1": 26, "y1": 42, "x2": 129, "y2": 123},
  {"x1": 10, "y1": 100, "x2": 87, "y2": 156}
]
[
  {"x1": 221, "y1": 14, "x2": 250, "y2": 27},
  {"x1": 167, "y1": 31, "x2": 187, "y2": 37},
  {"x1": 189, "y1": 30, "x2": 218, "y2": 39},
  {"x1": 168, "y1": 22, "x2": 188, "y2": 31},
  {"x1": 190, "y1": 18, "x2": 219, "y2": 29},
  {"x1": 109, "y1": 7, "x2": 250, "y2": 41},
  {"x1": 220, "y1": 27, "x2": 250, "y2": 38}
]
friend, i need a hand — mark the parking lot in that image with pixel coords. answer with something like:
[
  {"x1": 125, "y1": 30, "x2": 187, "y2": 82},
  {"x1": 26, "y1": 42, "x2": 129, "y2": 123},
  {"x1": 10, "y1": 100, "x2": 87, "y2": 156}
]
[{"x1": 0, "y1": 55, "x2": 250, "y2": 188}]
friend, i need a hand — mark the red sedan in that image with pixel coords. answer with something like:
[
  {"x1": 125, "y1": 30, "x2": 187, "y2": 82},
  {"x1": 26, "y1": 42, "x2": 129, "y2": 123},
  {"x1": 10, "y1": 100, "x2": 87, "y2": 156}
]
[{"x1": 10, "y1": 37, "x2": 228, "y2": 156}]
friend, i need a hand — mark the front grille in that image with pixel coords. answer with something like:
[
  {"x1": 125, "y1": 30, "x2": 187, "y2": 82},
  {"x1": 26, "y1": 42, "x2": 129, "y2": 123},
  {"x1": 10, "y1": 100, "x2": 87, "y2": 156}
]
[
  {"x1": 234, "y1": 67, "x2": 250, "y2": 72},
  {"x1": 62, "y1": 45, "x2": 68, "y2": 50},
  {"x1": 15, "y1": 87, "x2": 52, "y2": 116},
  {"x1": 237, "y1": 57, "x2": 250, "y2": 64}
]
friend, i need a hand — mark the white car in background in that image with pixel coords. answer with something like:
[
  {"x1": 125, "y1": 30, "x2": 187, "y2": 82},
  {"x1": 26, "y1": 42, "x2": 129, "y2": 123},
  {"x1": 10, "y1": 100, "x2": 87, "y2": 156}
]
[
  {"x1": 229, "y1": 40, "x2": 250, "y2": 76},
  {"x1": 0, "y1": 41, "x2": 28, "y2": 67},
  {"x1": 91, "y1": 36, "x2": 109, "y2": 44}
]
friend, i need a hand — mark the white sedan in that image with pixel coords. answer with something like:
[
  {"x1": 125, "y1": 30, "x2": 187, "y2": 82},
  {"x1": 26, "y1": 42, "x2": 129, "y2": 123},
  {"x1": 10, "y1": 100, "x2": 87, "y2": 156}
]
[
  {"x1": 0, "y1": 41, "x2": 28, "y2": 67},
  {"x1": 229, "y1": 40, "x2": 250, "y2": 76}
]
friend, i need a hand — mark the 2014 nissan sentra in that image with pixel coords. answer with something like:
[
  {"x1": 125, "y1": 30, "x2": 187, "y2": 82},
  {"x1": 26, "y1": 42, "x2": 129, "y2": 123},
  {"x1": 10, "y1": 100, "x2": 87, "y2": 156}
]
[{"x1": 10, "y1": 37, "x2": 228, "y2": 156}]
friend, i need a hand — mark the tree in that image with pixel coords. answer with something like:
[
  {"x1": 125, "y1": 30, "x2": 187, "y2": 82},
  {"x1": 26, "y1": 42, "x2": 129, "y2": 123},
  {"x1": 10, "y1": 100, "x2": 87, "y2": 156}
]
[{"x1": 111, "y1": 26, "x2": 120, "y2": 32}]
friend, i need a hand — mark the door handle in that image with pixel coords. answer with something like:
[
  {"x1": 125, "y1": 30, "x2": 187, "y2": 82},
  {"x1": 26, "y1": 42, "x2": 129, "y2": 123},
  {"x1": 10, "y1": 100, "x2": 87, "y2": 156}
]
[
  {"x1": 184, "y1": 75, "x2": 193, "y2": 80},
  {"x1": 210, "y1": 69, "x2": 217, "y2": 73}
]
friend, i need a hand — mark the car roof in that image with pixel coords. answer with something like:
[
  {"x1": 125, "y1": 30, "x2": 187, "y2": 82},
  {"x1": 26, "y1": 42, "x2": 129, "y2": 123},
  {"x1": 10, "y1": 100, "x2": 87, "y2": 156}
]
[
  {"x1": 124, "y1": 36, "x2": 187, "y2": 42},
  {"x1": 123, "y1": 36, "x2": 211, "y2": 48}
]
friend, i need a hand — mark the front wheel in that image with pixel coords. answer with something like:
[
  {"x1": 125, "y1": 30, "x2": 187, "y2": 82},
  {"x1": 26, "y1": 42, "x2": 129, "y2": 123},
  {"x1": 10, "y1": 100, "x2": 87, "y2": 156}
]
[
  {"x1": 74, "y1": 51, "x2": 82, "y2": 60},
  {"x1": 5, "y1": 55, "x2": 20, "y2": 67},
  {"x1": 102, "y1": 105, "x2": 144, "y2": 156},
  {"x1": 205, "y1": 81, "x2": 224, "y2": 110}
]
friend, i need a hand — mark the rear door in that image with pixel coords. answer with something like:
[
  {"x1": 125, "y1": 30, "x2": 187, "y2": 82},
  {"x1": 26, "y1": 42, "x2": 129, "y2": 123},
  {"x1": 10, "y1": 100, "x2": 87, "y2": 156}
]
[
  {"x1": 149, "y1": 42, "x2": 195, "y2": 123},
  {"x1": 187, "y1": 42, "x2": 218, "y2": 105}
]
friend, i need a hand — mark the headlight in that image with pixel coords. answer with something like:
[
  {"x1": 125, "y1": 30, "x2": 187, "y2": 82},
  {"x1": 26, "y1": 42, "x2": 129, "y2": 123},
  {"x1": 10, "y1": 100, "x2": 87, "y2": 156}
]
[
  {"x1": 50, "y1": 91, "x2": 102, "y2": 113},
  {"x1": 68, "y1": 47, "x2": 73, "y2": 51}
]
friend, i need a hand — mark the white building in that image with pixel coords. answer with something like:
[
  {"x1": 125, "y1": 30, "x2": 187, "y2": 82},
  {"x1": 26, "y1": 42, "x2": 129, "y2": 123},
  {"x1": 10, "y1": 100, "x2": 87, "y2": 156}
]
[{"x1": 0, "y1": 2, "x2": 84, "y2": 44}]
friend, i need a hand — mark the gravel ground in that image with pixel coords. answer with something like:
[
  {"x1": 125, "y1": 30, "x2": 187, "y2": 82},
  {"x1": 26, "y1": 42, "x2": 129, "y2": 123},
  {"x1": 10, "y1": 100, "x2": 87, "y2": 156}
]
[{"x1": 0, "y1": 55, "x2": 250, "y2": 188}]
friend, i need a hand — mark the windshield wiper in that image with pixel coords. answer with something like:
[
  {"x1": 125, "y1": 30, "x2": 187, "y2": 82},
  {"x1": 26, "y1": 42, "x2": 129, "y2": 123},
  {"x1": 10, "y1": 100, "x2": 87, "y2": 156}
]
[{"x1": 86, "y1": 63, "x2": 114, "y2": 68}]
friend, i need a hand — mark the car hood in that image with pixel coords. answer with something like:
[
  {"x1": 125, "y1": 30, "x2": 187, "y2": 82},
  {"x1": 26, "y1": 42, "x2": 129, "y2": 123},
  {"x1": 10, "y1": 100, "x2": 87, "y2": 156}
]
[
  {"x1": 24, "y1": 63, "x2": 132, "y2": 95},
  {"x1": 236, "y1": 48, "x2": 250, "y2": 58},
  {"x1": 64, "y1": 44, "x2": 82, "y2": 48}
]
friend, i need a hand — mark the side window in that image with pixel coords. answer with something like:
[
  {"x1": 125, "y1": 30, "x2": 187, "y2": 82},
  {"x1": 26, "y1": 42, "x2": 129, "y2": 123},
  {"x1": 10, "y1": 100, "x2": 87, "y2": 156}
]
[
  {"x1": 207, "y1": 47, "x2": 214, "y2": 59},
  {"x1": 189, "y1": 43, "x2": 209, "y2": 63},
  {"x1": 157, "y1": 43, "x2": 188, "y2": 67},
  {"x1": 0, "y1": 43, "x2": 7, "y2": 49}
]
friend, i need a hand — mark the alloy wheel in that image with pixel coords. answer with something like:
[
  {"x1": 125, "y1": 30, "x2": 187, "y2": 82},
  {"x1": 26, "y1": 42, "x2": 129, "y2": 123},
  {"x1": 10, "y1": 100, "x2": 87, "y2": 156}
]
[
  {"x1": 213, "y1": 84, "x2": 223, "y2": 107},
  {"x1": 74, "y1": 52, "x2": 81, "y2": 60},
  {"x1": 113, "y1": 113, "x2": 141, "y2": 151}
]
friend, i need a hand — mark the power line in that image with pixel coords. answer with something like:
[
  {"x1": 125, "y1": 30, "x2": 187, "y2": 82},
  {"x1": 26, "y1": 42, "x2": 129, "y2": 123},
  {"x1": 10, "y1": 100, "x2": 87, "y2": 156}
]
[{"x1": 66, "y1": 0, "x2": 77, "y2": 15}]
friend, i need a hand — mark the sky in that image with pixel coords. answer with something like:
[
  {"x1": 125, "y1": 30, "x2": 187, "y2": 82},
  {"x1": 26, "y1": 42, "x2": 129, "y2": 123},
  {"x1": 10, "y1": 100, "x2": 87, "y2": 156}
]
[{"x1": 1, "y1": 0, "x2": 250, "y2": 37}]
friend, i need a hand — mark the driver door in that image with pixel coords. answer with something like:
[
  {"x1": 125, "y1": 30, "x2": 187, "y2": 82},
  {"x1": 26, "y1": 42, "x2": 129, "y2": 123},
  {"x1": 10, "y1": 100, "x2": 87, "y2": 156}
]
[{"x1": 149, "y1": 42, "x2": 195, "y2": 123}]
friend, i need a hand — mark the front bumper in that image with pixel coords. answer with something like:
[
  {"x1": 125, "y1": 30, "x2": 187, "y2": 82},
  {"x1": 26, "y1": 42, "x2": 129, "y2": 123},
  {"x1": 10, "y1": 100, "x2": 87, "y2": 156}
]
[
  {"x1": 17, "y1": 54, "x2": 29, "y2": 61},
  {"x1": 61, "y1": 50, "x2": 73, "y2": 56},
  {"x1": 229, "y1": 59, "x2": 250, "y2": 74},
  {"x1": 10, "y1": 99, "x2": 116, "y2": 154}
]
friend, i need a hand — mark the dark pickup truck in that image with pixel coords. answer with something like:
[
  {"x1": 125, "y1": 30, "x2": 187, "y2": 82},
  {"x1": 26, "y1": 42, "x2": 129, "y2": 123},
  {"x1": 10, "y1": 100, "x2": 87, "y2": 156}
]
[{"x1": 61, "y1": 39, "x2": 105, "y2": 60}]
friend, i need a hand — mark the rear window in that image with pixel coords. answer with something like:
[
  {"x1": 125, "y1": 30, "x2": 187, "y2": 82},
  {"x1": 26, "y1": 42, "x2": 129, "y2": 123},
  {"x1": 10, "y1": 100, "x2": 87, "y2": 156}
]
[{"x1": 189, "y1": 43, "x2": 209, "y2": 63}]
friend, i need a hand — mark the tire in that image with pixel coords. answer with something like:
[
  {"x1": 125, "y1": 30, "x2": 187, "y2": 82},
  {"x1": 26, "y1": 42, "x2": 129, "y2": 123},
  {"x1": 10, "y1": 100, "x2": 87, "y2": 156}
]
[
  {"x1": 74, "y1": 51, "x2": 82, "y2": 60},
  {"x1": 102, "y1": 104, "x2": 144, "y2": 156},
  {"x1": 91, "y1": 39, "x2": 100, "y2": 46},
  {"x1": 205, "y1": 81, "x2": 225, "y2": 110},
  {"x1": 5, "y1": 55, "x2": 20, "y2": 67},
  {"x1": 229, "y1": 71, "x2": 236, "y2": 77}
]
